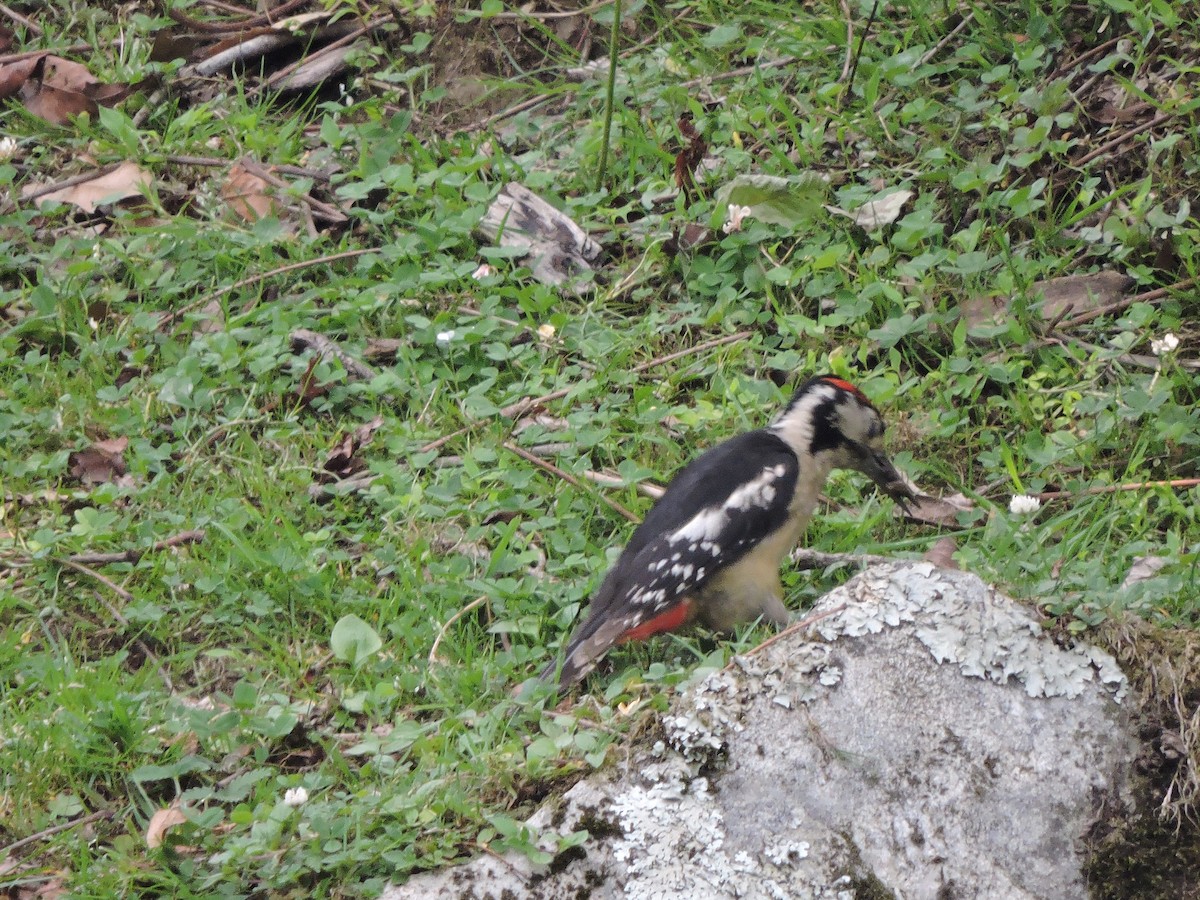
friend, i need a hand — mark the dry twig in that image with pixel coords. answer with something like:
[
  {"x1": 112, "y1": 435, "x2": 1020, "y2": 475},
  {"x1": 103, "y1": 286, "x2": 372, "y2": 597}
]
[
  {"x1": 66, "y1": 529, "x2": 206, "y2": 566},
  {"x1": 0, "y1": 810, "x2": 112, "y2": 856},
  {"x1": 1034, "y1": 478, "x2": 1200, "y2": 502},
  {"x1": 503, "y1": 442, "x2": 638, "y2": 523},
  {"x1": 429, "y1": 595, "x2": 490, "y2": 665}
]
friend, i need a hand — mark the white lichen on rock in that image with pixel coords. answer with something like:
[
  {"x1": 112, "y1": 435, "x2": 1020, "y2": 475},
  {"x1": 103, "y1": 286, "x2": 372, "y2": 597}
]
[
  {"x1": 812, "y1": 562, "x2": 1127, "y2": 701},
  {"x1": 381, "y1": 563, "x2": 1135, "y2": 900}
]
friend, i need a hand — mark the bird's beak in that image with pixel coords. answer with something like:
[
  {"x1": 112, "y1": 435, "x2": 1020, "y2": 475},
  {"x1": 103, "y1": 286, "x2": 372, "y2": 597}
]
[{"x1": 853, "y1": 445, "x2": 915, "y2": 506}]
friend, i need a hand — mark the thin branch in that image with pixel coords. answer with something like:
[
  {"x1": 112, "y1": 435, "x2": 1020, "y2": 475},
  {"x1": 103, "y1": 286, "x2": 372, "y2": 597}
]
[
  {"x1": 233, "y1": 159, "x2": 348, "y2": 224},
  {"x1": 0, "y1": 810, "x2": 112, "y2": 856},
  {"x1": 0, "y1": 2, "x2": 42, "y2": 33},
  {"x1": 503, "y1": 442, "x2": 639, "y2": 523},
  {"x1": 1057, "y1": 276, "x2": 1196, "y2": 329},
  {"x1": 838, "y1": 0, "x2": 854, "y2": 82},
  {"x1": 0, "y1": 44, "x2": 90, "y2": 65},
  {"x1": 86, "y1": 589, "x2": 175, "y2": 692},
  {"x1": 418, "y1": 330, "x2": 754, "y2": 455},
  {"x1": 58, "y1": 558, "x2": 133, "y2": 602},
  {"x1": 676, "y1": 56, "x2": 795, "y2": 91},
  {"x1": 54, "y1": 561, "x2": 176, "y2": 690},
  {"x1": 488, "y1": 0, "x2": 614, "y2": 20},
  {"x1": 917, "y1": 11, "x2": 974, "y2": 68},
  {"x1": 429, "y1": 595, "x2": 489, "y2": 665},
  {"x1": 1035, "y1": 478, "x2": 1200, "y2": 502},
  {"x1": 733, "y1": 604, "x2": 849, "y2": 665},
  {"x1": 66, "y1": 529, "x2": 206, "y2": 566},
  {"x1": 631, "y1": 329, "x2": 753, "y2": 373},
  {"x1": 840, "y1": 0, "x2": 878, "y2": 109},
  {"x1": 166, "y1": 0, "x2": 309, "y2": 32},
  {"x1": 21, "y1": 163, "x2": 124, "y2": 203},
  {"x1": 290, "y1": 329, "x2": 376, "y2": 381},
  {"x1": 583, "y1": 469, "x2": 664, "y2": 500},
  {"x1": 166, "y1": 155, "x2": 333, "y2": 181},
  {"x1": 160, "y1": 248, "x2": 377, "y2": 328},
  {"x1": 1072, "y1": 111, "x2": 1173, "y2": 166},
  {"x1": 1049, "y1": 35, "x2": 1122, "y2": 80},
  {"x1": 259, "y1": 14, "x2": 392, "y2": 93}
]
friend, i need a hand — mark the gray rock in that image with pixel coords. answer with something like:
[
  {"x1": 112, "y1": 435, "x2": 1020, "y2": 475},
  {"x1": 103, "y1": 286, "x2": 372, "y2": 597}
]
[{"x1": 383, "y1": 563, "x2": 1136, "y2": 900}]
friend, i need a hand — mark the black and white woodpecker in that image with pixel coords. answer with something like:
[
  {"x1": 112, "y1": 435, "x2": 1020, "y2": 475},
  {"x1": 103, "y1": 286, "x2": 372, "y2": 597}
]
[{"x1": 543, "y1": 375, "x2": 913, "y2": 691}]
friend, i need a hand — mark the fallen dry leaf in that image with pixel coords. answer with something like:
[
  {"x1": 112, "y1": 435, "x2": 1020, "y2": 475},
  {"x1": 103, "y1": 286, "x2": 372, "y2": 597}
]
[
  {"x1": 68, "y1": 436, "x2": 129, "y2": 486},
  {"x1": 1, "y1": 55, "x2": 139, "y2": 126},
  {"x1": 16, "y1": 877, "x2": 68, "y2": 900},
  {"x1": 923, "y1": 536, "x2": 960, "y2": 570},
  {"x1": 221, "y1": 159, "x2": 281, "y2": 222},
  {"x1": 38, "y1": 55, "x2": 99, "y2": 94},
  {"x1": 1120, "y1": 555, "x2": 1171, "y2": 589},
  {"x1": 21, "y1": 74, "x2": 97, "y2": 125},
  {"x1": 363, "y1": 337, "x2": 403, "y2": 364},
  {"x1": 145, "y1": 806, "x2": 188, "y2": 849},
  {"x1": 0, "y1": 56, "x2": 38, "y2": 99},
  {"x1": 1031, "y1": 270, "x2": 1133, "y2": 323},
  {"x1": 28, "y1": 162, "x2": 154, "y2": 213},
  {"x1": 902, "y1": 492, "x2": 974, "y2": 527},
  {"x1": 961, "y1": 270, "x2": 1133, "y2": 332},
  {"x1": 321, "y1": 415, "x2": 384, "y2": 481},
  {"x1": 478, "y1": 183, "x2": 601, "y2": 292},
  {"x1": 826, "y1": 189, "x2": 914, "y2": 230}
]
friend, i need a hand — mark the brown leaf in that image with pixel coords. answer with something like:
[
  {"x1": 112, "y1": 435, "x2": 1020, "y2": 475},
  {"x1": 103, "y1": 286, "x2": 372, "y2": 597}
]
[
  {"x1": 145, "y1": 806, "x2": 188, "y2": 849},
  {"x1": 0, "y1": 22, "x2": 12, "y2": 53},
  {"x1": 68, "y1": 437, "x2": 129, "y2": 485},
  {"x1": 902, "y1": 492, "x2": 974, "y2": 527},
  {"x1": 322, "y1": 416, "x2": 384, "y2": 480},
  {"x1": 363, "y1": 337, "x2": 403, "y2": 364},
  {"x1": 0, "y1": 56, "x2": 39, "y2": 100},
  {"x1": 962, "y1": 270, "x2": 1133, "y2": 333},
  {"x1": 27, "y1": 162, "x2": 154, "y2": 213},
  {"x1": 923, "y1": 536, "x2": 960, "y2": 570},
  {"x1": 192, "y1": 300, "x2": 226, "y2": 335},
  {"x1": 1033, "y1": 271, "x2": 1133, "y2": 323},
  {"x1": 39, "y1": 56, "x2": 99, "y2": 94},
  {"x1": 293, "y1": 356, "x2": 329, "y2": 407},
  {"x1": 221, "y1": 159, "x2": 281, "y2": 222},
  {"x1": 150, "y1": 28, "x2": 212, "y2": 64},
  {"x1": 20, "y1": 55, "x2": 107, "y2": 125},
  {"x1": 17, "y1": 877, "x2": 68, "y2": 900}
]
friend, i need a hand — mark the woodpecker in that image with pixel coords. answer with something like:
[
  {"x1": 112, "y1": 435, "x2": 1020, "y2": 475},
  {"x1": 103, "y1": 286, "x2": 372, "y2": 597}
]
[{"x1": 543, "y1": 375, "x2": 913, "y2": 691}]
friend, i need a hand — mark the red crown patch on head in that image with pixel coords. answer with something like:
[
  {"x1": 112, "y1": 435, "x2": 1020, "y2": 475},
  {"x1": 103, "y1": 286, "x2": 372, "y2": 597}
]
[{"x1": 820, "y1": 376, "x2": 870, "y2": 404}]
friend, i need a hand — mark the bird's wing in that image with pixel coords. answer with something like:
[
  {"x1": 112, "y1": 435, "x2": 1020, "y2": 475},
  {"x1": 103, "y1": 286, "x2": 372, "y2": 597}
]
[{"x1": 552, "y1": 431, "x2": 798, "y2": 687}]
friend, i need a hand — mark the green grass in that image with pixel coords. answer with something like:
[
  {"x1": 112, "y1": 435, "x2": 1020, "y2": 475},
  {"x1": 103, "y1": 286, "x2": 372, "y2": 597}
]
[{"x1": 1, "y1": 0, "x2": 1198, "y2": 895}]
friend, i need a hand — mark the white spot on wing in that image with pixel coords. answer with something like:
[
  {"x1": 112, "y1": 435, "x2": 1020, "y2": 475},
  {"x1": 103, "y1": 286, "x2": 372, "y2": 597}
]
[{"x1": 670, "y1": 464, "x2": 786, "y2": 544}]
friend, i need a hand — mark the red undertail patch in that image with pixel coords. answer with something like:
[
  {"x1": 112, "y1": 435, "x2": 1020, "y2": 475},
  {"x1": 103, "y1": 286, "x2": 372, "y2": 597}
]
[{"x1": 618, "y1": 600, "x2": 694, "y2": 643}]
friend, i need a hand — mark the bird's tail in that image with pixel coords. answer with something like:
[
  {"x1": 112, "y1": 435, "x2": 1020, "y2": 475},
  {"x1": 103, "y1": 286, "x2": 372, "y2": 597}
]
[{"x1": 540, "y1": 607, "x2": 626, "y2": 692}]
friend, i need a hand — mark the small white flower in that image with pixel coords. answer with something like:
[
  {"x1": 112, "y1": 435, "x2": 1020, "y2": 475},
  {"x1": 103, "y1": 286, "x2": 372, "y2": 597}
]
[
  {"x1": 0, "y1": 136, "x2": 17, "y2": 161},
  {"x1": 722, "y1": 204, "x2": 752, "y2": 234},
  {"x1": 471, "y1": 262, "x2": 493, "y2": 280},
  {"x1": 435, "y1": 329, "x2": 456, "y2": 345},
  {"x1": 536, "y1": 323, "x2": 555, "y2": 341},
  {"x1": 283, "y1": 787, "x2": 309, "y2": 807},
  {"x1": 1150, "y1": 333, "x2": 1179, "y2": 356},
  {"x1": 1008, "y1": 494, "x2": 1042, "y2": 516}
]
